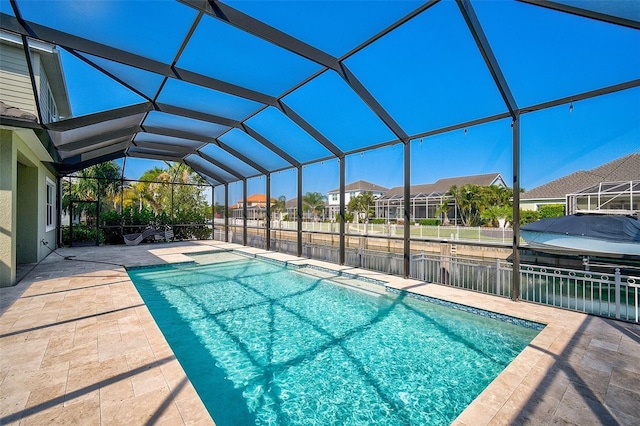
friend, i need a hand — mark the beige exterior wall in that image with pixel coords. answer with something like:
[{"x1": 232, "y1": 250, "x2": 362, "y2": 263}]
[
  {"x1": 0, "y1": 42, "x2": 37, "y2": 115},
  {"x1": 0, "y1": 128, "x2": 56, "y2": 287},
  {"x1": 520, "y1": 198, "x2": 565, "y2": 211},
  {"x1": 0, "y1": 130, "x2": 16, "y2": 286}
]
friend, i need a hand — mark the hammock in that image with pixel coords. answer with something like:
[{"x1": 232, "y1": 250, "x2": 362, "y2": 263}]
[{"x1": 123, "y1": 227, "x2": 173, "y2": 246}]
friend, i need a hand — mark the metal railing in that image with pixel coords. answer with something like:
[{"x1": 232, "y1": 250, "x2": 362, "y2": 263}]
[
  {"x1": 519, "y1": 265, "x2": 639, "y2": 323},
  {"x1": 409, "y1": 252, "x2": 639, "y2": 323},
  {"x1": 229, "y1": 219, "x2": 514, "y2": 244},
  {"x1": 260, "y1": 240, "x2": 639, "y2": 324},
  {"x1": 410, "y1": 252, "x2": 512, "y2": 298}
]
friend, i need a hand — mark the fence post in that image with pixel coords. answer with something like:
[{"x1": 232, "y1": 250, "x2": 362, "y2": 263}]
[
  {"x1": 496, "y1": 258, "x2": 501, "y2": 296},
  {"x1": 615, "y1": 268, "x2": 621, "y2": 320}
]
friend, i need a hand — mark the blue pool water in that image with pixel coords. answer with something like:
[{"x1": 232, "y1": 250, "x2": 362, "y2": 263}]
[{"x1": 128, "y1": 252, "x2": 541, "y2": 426}]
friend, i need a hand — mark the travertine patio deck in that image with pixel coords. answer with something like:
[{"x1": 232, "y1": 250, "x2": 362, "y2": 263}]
[{"x1": 1, "y1": 241, "x2": 639, "y2": 425}]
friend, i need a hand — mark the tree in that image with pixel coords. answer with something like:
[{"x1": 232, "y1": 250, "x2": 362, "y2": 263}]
[
  {"x1": 448, "y1": 184, "x2": 514, "y2": 227},
  {"x1": 302, "y1": 191, "x2": 327, "y2": 221},
  {"x1": 435, "y1": 198, "x2": 451, "y2": 226},
  {"x1": 62, "y1": 161, "x2": 122, "y2": 214},
  {"x1": 213, "y1": 202, "x2": 225, "y2": 218},
  {"x1": 272, "y1": 195, "x2": 287, "y2": 220},
  {"x1": 481, "y1": 206, "x2": 512, "y2": 228},
  {"x1": 136, "y1": 166, "x2": 171, "y2": 213},
  {"x1": 347, "y1": 191, "x2": 375, "y2": 224},
  {"x1": 448, "y1": 184, "x2": 483, "y2": 226}
]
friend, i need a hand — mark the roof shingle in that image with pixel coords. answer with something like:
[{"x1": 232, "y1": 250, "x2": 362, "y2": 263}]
[
  {"x1": 381, "y1": 173, "x2": 504, "y2": 197},
  {"x1": 522, "y1": 154, "x2": 640, "y2": 199}
]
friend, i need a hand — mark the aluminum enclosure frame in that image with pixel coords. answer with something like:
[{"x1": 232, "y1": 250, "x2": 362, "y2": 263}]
[{"x1": 1, "y1": 0, "x2": 639, "y2": 298}]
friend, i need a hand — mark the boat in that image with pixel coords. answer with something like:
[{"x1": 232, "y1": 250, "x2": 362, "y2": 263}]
[{"x1": 521, "y1": 214, "x2": 640, "y2": 257}]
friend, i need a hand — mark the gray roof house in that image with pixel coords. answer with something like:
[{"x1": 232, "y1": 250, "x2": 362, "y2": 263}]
[
  {"x1": 376, "y1": 173, "x2": 506, "y2": 223},
  {"x1": 521, "y1": 153, "x2": 640, "y2": 213},
  {"x1": 380, "y1": 173, "x2": 506, "y2": 198}
]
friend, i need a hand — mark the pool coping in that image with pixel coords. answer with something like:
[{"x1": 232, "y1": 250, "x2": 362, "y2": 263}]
[{"x1": 1, "y1": 240, "x2": 639, "y2": 425}]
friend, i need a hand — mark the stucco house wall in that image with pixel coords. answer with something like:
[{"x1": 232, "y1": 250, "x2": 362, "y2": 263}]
[{"x1": 0, "y1": 128, "x2": 57, "y2": 286}]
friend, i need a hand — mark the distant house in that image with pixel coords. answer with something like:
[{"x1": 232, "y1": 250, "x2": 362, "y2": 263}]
[
  {"x1": 231, "y1": 194, "x2": 274, "y2": 220},
  {"x1": 326, "y1": 180, "x2": 388, "y2": 221},
  {"x1": 0, "y1": 31, "x2": 71, "y2": 286},
  {"x1": 521, "y1": 154, "x2": 640, "y2": 215},
  {"x1": 375, "y1": 173, "x2": 506, "y2": 223},
  {"x1": 285, "y1": 197, "x2": 298, "y2": 220}
]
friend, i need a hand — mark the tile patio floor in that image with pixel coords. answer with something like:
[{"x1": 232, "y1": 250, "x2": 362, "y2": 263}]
[{"x1": 1, "y1": 241, "x2": 639, "y2": 425}]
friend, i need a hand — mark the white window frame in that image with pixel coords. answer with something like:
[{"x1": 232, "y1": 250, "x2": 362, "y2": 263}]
[{"x1": 46, "y1": 177, "x2": 55, "y2": 232}]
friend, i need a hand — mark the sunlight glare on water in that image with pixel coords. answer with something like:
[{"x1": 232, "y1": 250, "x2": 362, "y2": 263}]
[{"x1": 128, "y1": 253, "x2": 539, "y2": 426}]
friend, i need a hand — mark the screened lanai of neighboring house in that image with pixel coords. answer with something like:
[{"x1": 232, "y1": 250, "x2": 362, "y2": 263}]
[{"x1": 1, "y1": 0, "x2": 639, "y2": 293}]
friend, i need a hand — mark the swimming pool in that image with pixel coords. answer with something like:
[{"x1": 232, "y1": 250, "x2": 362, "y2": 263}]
[{"x1": 128, "y1": 252, "x2": 541, "y2": 425}]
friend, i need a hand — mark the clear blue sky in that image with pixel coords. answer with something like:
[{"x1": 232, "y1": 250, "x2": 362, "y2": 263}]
[{"x1": 11, "y1": 0, "x2": 638, "y2": 204}]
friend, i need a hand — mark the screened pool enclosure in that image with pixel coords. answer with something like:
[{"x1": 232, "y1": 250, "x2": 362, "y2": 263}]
[{"x1": 1, "y1": 0, "x2": 639, "y2": 301}]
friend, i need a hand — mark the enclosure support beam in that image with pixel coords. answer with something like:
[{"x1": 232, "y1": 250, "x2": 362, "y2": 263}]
[
  {"x1": 243, "y1": 179, "x2": 248, "y2": 246},
  {"x1": 56, "y1": 177, "x2": 62, "y2": 249},
  {"x1": 403, "y1": 141, "x2": 411, "y2": 279},
  {"x1": 214, "y1": 185, "x2": 216, "y2": 240},
  {"x1": 457, "y1": 0, "x2": 518, "y2": 118},
  {"x1": 170, "y1": 184, "x2": 174, "y2": 237},
  {"x1": 511, "y1": 115, "x2": 521, "y2": 301},
  {"x1": 224, "y1": 183, "x2": 229, "y2": 243},
  {"x1": 339, "y1": 156, "x2": 345, "y2": 265},
  {"x1": 297, "y1": 166, "x2": 303, "y2": 257},
  {"x1": 266, "y1": 173, "x2": 271, "y2": 251}
]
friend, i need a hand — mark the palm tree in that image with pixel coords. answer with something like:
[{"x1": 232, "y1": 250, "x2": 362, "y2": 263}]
[
  {"x1": 137, "y1": 167, "x2": 171, "y2": 214},
  {"x1": 272, "y1": 195, "x2": 287, "y2": 221},
  {"x1": 302, "y1": 191, "x2": 327, "y2": 221},
  {"x1": 448, "y1": 184, "x2": 483, "y2": 226},
  {"x1": 347, "y1": 191, "x2": 375, "y2": 223},
  {"x1": 435, "y1": 198, "x2": 451, "y2": 226},
  {"x1": 62, "y1": 161, "x2": 122, "y2": 215}
]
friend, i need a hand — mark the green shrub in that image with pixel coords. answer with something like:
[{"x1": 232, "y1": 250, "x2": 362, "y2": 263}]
[
  {"x1": 99, "y1": 210, "x2": 123, "y2": 244},
  {"x1": 369, "y1": 218, "x2": 386, "y2": 224},
  {"x1": 62, "y1": 225, "x2": 99, "y2": 245},
  {"x1": 519, "y1": 209, "x2": 540, "y2": 225},
  {"x1": 418, "y1": 219, "x2": 441, "y2": 226},
  {"x1": 538, "y1": 204, "x2": 565, "y2": 218},
  {"x1": 174, "y1": 209, "x2": 209, "y2": 240}
]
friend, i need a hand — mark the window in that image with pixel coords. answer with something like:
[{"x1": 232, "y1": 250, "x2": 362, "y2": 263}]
[
  {"x1": 331, "y1": 194, "x2": 338, "y2": 201},
  {"x1": 46, "y1": 177, "x2": 55, "y2": 231},
  {"x1": 39, "y1": 65, "x2": 59, "y2": 123}
]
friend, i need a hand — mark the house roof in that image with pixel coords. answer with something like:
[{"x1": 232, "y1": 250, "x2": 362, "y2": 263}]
[
  {"x1": 380, "y1": 173, "x2": 504, "y2": 198},
  {"x1": 286, "y1": 197, "x2": 298, "y2": 209},
  {"x1": 522, "y1": 154, "x2": 640, "y2": 200},
  {"x1": 0, "y1": 32, "x2": 71, "y2": 119},
  {"x1": 0, "y1": 101, "x2": 37, "y2": 122},
  {"x1": 328, "y1": 180, "x2": 388, "y2": 194},
  {"x1": 245, "y1": 194, "x2": 273, "y2": 203}
]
